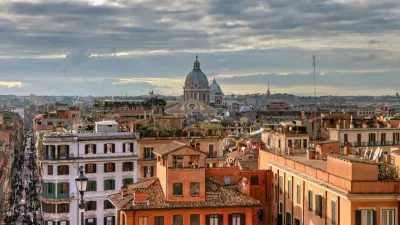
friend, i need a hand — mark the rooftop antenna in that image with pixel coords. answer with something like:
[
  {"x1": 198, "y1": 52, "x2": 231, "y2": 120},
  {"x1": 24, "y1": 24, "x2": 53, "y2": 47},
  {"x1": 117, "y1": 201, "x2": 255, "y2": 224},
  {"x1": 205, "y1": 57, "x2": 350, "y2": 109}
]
[{"x1": 313, "y1": 55, "x2": 317, "y2": 142}]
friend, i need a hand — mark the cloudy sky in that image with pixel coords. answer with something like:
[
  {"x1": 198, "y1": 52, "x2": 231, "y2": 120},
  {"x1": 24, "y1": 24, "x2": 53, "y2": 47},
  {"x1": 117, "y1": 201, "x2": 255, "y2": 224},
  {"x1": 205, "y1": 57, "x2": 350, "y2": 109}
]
[{"x1": 0, "y1": 0, "x2": 399, "y2": 96}]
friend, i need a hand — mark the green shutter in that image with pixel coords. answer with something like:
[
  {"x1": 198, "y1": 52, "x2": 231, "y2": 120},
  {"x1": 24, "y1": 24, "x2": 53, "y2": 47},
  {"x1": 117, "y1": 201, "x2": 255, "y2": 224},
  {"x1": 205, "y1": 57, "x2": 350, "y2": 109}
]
[
  {"x1": 112, "y1": 180, "x2": 115, "y2": 190},
  {"x1": 66, "y1": 183, "x2": 70, "y2": 197},
  {"x1": 51, "y1": 183, "x2": 56, "y2": 198},
  {"x1": 93, "y1": 181, "x2": 97, "y2": 191},
  {"x1": 104, "y1": 180, "x2": 108, "y2": 190},
  {"x1": 43, "y1": 183, "x2": 48, "y2": 198}
]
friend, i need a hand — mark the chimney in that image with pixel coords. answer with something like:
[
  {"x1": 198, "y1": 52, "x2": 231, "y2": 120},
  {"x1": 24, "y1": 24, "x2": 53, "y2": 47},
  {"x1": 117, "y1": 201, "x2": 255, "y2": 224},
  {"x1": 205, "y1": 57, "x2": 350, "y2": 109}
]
[
  {"x1": 387, "y1": 123, "x2": 392, "y2": 128},
  {"x1": 134, "y1": 190, "x2": 148, "y2": 202},
  {"x1": 195, "y1": 140, "x2": 200, "y2": 149},
  {"x1": 121, "y1": 185, "x2": 129, "y2": 197},
  {"x1": 190, "y1": 138, "x2": 196, "y2": 148}
]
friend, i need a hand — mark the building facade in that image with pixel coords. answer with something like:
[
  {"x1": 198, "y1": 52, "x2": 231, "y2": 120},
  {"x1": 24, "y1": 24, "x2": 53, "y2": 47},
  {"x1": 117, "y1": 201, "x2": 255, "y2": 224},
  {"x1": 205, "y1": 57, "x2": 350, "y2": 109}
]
[
  {"x1": 109, "y1": 141, "x2": 262, "y2": 225},
  {"x1": 38, "y1": 121, "x2": 138, "y2": 225}
]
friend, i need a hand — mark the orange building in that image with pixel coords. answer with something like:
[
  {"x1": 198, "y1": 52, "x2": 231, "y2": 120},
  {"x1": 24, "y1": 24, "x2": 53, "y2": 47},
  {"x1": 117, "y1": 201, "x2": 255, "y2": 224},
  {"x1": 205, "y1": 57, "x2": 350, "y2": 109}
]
[
  {"x1": 259, "y1": 149, "x2": 400, "y2": 225},
  {"x1": 109, "y1": 141, "x2": 262, "y2": 225},
  {"x1": 136, "y1": 136, "x2": 225, "y2": 182}
]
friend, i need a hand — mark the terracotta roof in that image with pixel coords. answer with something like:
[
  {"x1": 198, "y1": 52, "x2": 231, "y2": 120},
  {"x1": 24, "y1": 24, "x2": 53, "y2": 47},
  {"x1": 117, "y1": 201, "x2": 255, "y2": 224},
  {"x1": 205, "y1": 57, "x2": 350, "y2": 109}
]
[
  {"x1": 238, "y1": 160, "x2": 258, "y2": 170},
  {"x1": 108, "y1": 177, "x2": 261, "y2": 210},
  {"x1": 153, "y1": 141, "x2": 206, "y2": 156}
]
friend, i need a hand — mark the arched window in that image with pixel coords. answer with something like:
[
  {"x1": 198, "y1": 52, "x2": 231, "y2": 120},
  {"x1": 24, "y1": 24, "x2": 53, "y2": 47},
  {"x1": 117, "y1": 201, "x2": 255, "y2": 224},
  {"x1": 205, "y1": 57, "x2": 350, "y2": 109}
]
[
  {"x1": 217, "y1": 100, "x2": 221, "y2": 104},
  {"x1": 203, "y1": 93, "x2": 206, "y2": 101}
]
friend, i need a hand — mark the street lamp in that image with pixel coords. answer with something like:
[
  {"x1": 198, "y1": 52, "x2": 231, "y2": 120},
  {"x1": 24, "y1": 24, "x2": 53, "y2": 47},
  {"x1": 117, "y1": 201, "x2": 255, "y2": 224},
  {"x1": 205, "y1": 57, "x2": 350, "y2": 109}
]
[{"x1": 75, "y1": 166, "x2": 88, "y2": 225}]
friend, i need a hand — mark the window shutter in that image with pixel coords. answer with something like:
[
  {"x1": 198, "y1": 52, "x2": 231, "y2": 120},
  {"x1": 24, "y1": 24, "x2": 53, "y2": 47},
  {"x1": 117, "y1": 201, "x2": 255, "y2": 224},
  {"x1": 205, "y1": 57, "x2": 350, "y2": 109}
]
[
  {"x1": 112, "y1": 144, "x2": 115, "y2": 153},
  {"x1": 93, "y1": 181, "x2": 97, "y2": 191},
  {"x1": 123, "y1": 143, "x2": 126, "y2": 153},
  {"x1": 241, "y1": 214, "x2": 246, "y2": 225},
  {"x1": 228, "y1": 214, "x2": 232, "y2": 225},
  {"x1": 355, "y1": 210, "x2": 361, "y2": 225},
  {"x1": 104, "y1": 144, "x2": 107, "y2": 153},
  {"x1": 57, "y1": 221, "x2": 60, "y2": 225},
  {"x1": 218, "y1": 214, "x2": 223, "y2": 225},
  {"x1": 104, "y1": 163, "x2": 107, "y2": 172},
  {"x1": 66, "y1": 221, "x2": 70, "y2": 225},
  {"x1": 104, "y1": 180, "x2": 108, "y2": 190},
  {"x1": 43, "y1": 183, "x2": 48, "y2": 197},
  {"x1": 94, "y1": 202, "x2": 97, "y2": 211},
  {"x1": 150, "y1": 166, "x2": 154, "y2": 177},
  {"x1": 321, "y1": 196, "x2": 324, "y2": 218},
  {"x1": 93, "y1": 218, "x2": 97, "y2": 224},
  {"x1": 372, "y1": 210, "x2": 376, "y2": 225},
  {"x1": 57, "y1": 145, "x2": 60, "y2": 155},
  {"x1": 66, "y1": 165, "x2": 69, "y2": 175},
  {"x1": 93, "y1": 144, "x2": 97, "y2": 154},
  {"x1": 57, "y1": 166, "x2": 60, "y2": 175},
  {"x1": 94, "y1": 164, "x2": 97, "y2": 173},
  {"x1": 112, "y1": 180, "x2": 115, "y2": 190},
  {"x1": 85, "y1": 145, "x2": 88, "y2": 154},
  {"x1": 85, "y1": 164, "x2": 88, "y2": 173},
  {"x1": 206, "y1": 215, "x2": 210, "y2": 225},
  {"x1": 104, "y1": 217, "x2": 107, "y2": 225},
  {"x1": 112, "y1": 216, "x2": 115, "y2": 225},
  {"x1": 112, "y1": 163, "x2": 115, "y2": 172},
  {"x1": 130, "y1": 143, "x2": 134, "y2": 152}
]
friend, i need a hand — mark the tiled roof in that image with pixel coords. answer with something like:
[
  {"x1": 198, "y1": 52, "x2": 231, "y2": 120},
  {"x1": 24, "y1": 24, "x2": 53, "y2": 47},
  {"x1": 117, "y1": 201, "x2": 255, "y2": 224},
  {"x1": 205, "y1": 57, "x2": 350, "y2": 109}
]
[
  {"x1": 108, "y1": 177, "x2": 261, "y2": 210},
  {"x1": 152, "y1": 141, "x2": 206, "y2": 156},
  {"x1": 238, "y1": 160, "x2": 258, "y2": 170},
  {"x1": 152, "y1": 141, "x2": 187, "y2": 156}
]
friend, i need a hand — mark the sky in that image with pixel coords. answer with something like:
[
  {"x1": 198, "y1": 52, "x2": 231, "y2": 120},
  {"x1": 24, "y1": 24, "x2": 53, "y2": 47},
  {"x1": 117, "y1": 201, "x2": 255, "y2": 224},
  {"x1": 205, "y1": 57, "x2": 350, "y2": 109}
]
[{"x1": 0, "y1": 0, "x2": 400, "y2": 96}]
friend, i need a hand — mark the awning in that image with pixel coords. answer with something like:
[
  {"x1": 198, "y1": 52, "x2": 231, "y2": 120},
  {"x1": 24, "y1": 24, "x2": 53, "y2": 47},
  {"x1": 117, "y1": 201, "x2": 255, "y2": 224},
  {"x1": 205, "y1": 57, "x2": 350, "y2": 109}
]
[{"x1": 249, "y1": 128, "x2": 264, "y2": 135}]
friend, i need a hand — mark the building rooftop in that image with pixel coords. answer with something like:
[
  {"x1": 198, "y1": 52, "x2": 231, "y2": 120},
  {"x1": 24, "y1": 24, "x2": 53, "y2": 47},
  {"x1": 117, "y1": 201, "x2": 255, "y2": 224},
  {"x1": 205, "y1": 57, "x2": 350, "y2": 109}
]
[
  {"x1": 95, "y1": 120, "x2": 118, "y2": 125},
  {"x1": 283, "y1": 154, "x2": 327, "y2": 171},
  {"x1": 238, "y1": 160, "x2": 258, "y2": 170},
  {"x1": 152, "y1": 141, "x2": 207, "y2": 156},
  {"x1": 108, "y1": 177, "x2": 261, "y2": 210}
]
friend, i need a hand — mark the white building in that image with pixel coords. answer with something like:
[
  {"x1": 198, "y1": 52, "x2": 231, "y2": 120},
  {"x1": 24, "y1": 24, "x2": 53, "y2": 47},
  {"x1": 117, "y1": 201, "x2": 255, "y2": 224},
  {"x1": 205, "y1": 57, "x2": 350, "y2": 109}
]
[{"x1": 38, "y1": 121, "x2": 137, "y2": 225}]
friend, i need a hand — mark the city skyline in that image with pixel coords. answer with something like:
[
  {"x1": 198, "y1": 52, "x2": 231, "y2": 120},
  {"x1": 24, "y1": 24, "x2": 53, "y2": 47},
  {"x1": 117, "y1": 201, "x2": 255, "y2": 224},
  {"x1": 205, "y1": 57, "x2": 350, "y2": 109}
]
[{"x1": 0, "y1": 0, "x2": 400, "y2": 96}]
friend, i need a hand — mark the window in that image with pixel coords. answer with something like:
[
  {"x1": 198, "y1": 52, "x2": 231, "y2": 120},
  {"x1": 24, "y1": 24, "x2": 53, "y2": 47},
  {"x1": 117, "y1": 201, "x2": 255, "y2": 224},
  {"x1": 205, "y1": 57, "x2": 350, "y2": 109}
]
[
  {"x1": 104, "y1": 143, "x2": 115, "y2": 153},
  {"x1": 144, "y1": 147, "x2": 154, "y2": 159},
  {"x1": 57, "y1": 203, "x2": 69, "y2": 213},
  {"x1": 123, "y1": 162, "x2": 134, "y2": 171},
  {"x1": 154, "y1": 216, "x2": 164, "y2": 225},
  {"x1": 105, "y1": 217, "x2": 115, "y2": 225},
  {"x1": 331, "y1": 200, "x2": 336, "y2": 225},
  {"x1": 368, "y1": 133, "x2": 376, "y2": 144},
  {"x1": 85, "y1": 144, "x2": 96, "y2": 154},
  {"x1": 48, "y1": 165, "x2": 53, "y2": 175},
  {"x1": 190, "y1": 214, "x2": 200, "y2": 225},
  {"x1": 208, "y1": 144, "x2": 214, "y2": 155},
  {"x1": 250, "y1": 175, "x2": 259, "y2": 185},
  {"x1": 173, "y1": 183, "x2": 183, "y2": 196},
  {"x1": 139, "y1": 217, "x2": 148, "y2": 225},
  {"x1": 303, "y1": 139, "x2": 307, "y2": 148},
  {"x1": 315, "y1": 194, "x2": 323, "y2": 217},
  {"x1": 123, "y1": 178, "x2": 134, "y2": 185},
  {"x1": 58, "y1": 182, "x2": 69, "y2": 194},
  {"x1": 86, "y1": 180, "x2": 96, "y2": 192},
  {"x1": 104, "y1": 200, "x2": 115, "y2": 210},
  {"x1": 43, "y1": 182, "x2": 56, "y2": 198},
  {"x1": 123, "y1": 142, "x2": 134, "y2": 153},
  {"x1": 42, "y1": 203, "x2": 55, "y2": 213},
  {"x1": 279, "y1": 176, "x2": 283, "y2": 193},
  {"x1": 57, "y1": 165, "x2": 69, "y2": 175},
  {"x1": 190, "y1": 182, "x2": 200, "y2": 196},
  {"x1": 224, "y1": 176, "x2": 233, "y2": 185},
  {"x1": 85, "y1": 201, "x2": 96, "y2": 211},
  {"x1": 286, "y1": 213, "x2": 291, "y2": 225},
  {"x1": 287, "y1": 180, "x2": 291, "y2": 199},
  {"x1": 275, "y1": 185, "x2": 278, "y2": 203},
  {"x1": 85, "y1": 164, "x2": 96, "y2": 173},
  {"x1": 344, "y1": 134, "x2": 348, "y2": 143},
  {"x1": 173, "y1": 215, "x2": 183, "y2": 225},
  {"x1": 229, "y1": 213, "x2": 245, "y2": 225},
  {"x1": 104, "y1": 163, "x2": 115, "y2": 172},
  {"x1": 381, "y1": 133, "x2": 387, "y2": 144},
  {"x1": 308, "y1": 190, "x2": 313, "y2": 211},
  {"x1": 296, "y1": 184, "x2": 300, "y2": 204},
  {"x1": 104, "y1": 179, "x2": 115, "y2": 191},
  {"x1": 294, "y1": 218, "x2": 300, "y2": 225},
  {"x1": 357, "y1": 134, "x2": 362, "y2": 143},
  {"x1": 279, "y1": 202, "x2": 283, "y2": 214},
  {"x1": 382, "y1": 209, "x2": 395, "y2": 225},
  {"x1": 143, "y1": 166, "x2": 154, "y2": 177},
  {"x1": 355, "y1": 210, "x2": 376, "y2": 225},
  {"x1": 207, "y1": 215, "x2": 222, "y2": 225}
]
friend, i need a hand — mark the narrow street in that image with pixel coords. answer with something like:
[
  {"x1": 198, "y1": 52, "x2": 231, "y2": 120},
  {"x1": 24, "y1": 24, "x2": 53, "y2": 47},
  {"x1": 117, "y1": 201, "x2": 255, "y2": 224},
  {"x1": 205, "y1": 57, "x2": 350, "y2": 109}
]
[{"x1": 4, "y1": 132, "x2": 41, "y2": 225}]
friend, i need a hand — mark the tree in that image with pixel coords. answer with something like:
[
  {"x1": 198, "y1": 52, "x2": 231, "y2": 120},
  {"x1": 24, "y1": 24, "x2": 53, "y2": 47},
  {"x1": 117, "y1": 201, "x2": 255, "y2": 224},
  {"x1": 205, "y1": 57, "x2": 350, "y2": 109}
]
[{"x1": 378, "y1": 163, "x2": 399, "y2": 181}]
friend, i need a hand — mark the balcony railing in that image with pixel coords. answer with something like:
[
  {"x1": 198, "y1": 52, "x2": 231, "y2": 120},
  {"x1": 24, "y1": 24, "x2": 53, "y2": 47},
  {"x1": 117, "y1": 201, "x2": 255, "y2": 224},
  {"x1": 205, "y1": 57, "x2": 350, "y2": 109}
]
[
  {"x1": 341, "y1": 141, "x2": 400, "y2": 148},
  {"x1": 207, "y1": 152, "x2": 219, "y2": 158},
  {"x1": 42, "y1": 154, "x2": 75, "y2": 160},
  {"x1": 41, "y1": 193, "x2": 74, "y2": 199}
]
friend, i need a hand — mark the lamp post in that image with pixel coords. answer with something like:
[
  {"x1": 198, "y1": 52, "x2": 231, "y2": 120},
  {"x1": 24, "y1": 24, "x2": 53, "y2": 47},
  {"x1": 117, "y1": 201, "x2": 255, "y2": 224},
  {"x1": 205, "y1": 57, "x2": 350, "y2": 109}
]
[{"x1": 75, "y1": 166, "x2": 88, "y2": 225}]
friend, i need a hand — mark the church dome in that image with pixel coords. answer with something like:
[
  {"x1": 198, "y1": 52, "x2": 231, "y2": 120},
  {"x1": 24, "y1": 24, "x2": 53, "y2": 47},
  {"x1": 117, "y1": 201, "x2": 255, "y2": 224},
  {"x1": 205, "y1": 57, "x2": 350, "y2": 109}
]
[
  {"x1": 185, "y1": 56, "x2": 209, "y2": 87},
  {"x1": 210, "y1": 78, "x2": 223, "y2": 95}
]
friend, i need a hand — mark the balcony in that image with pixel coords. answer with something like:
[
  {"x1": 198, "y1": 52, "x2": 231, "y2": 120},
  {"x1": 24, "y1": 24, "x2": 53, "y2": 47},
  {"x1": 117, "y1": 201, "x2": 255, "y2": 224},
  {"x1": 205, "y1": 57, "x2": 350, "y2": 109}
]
[
  {"x1": 42, "y1": 154, "x2": 75, "y2": 160},
  {"x1": 41, "y1": 193, "x2": 74, "y2": 199},
  {"x1": 207, "y1": 152, "x2": 221, "y2": 158},
  {"x1": 341, "y1": 141, "x2": 400, "y2": 148}
]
